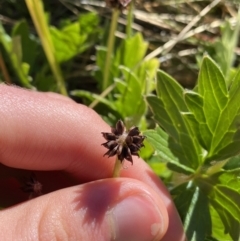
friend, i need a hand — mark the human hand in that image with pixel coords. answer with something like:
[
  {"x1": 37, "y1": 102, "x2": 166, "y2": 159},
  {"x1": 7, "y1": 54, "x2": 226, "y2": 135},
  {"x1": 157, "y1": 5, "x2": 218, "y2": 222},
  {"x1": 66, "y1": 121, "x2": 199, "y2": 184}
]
[{"x1": 0, "y1": 85, "x2": 186, "y2": 241}]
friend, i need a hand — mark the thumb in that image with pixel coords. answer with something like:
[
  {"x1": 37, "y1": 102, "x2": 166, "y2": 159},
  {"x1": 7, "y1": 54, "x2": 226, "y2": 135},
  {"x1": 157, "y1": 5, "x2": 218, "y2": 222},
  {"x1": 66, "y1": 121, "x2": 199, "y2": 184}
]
[{"x1": 0, "y1": 178, "x2": 168, "y2": 241}]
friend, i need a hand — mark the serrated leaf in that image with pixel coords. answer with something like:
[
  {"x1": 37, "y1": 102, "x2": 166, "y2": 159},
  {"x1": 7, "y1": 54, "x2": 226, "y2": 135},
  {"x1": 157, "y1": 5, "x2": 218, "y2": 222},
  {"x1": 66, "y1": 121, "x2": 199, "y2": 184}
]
[
  {"x1": 146, "y1": 70, "x2": 202, "y2": 169},
  {"x1": 171, "y1": 183, "x2": 211, "y2": 241},
  {"x1": 144, "y1": 127, "x2": 178, "y2": 163},
  {"x1": 212, "y1": 185, "x2": 240, "y2": 220},
  {"x1": 115, "y1": 33, "x2": 148, "y2": 69},
  {"x1": 212, "y1": 170, "x2": 240, "y2": 195},
  {"x1": 206, "y1": 68, "x2": 240, "y2": 161},
  {"x1": 198, "y1": 174, "x2": 240, "y2": 240},
  {"x1": 198, "y1": 57, "x2": 228, "y2": 116},
  {"x1": 184, "y1": 90, "x2": 211, "y2": 149},
  {"x1": 50, "y1": 13, "x2": 98, "y2": 63},
  {"x1": 185, "y1": 57, "x2": 228, "y2": 151},
  {"x1": 198, "y1": 57, "x2": 228, "y2": 149},
  {"x1": 198, "y1": 178, "x2": 240, "y2": 221},
  {"x1": 184, "y1": 58, "x2": 240, "y2": 162},
  {"x1": 210, "y1": 206, "x2": 232, "y2": 241},
  {"x1": 135, "y1": 58, "x2": 159, "y2": 93},
  {"x1": 144, "y1": 127, "x2": 194, "y2": 174},
  {"x1": 210, "y1": 197, "x2": 240, "y2": 240}
]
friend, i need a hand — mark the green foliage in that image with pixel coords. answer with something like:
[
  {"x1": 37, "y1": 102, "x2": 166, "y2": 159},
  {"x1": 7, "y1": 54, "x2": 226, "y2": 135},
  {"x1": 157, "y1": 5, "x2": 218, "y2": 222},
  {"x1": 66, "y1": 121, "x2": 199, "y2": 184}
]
[
  {"x1": 0, "y1": 12, "x2": 99, "y2": 91},
  {"x1": 145, "y1": 56, "x2": 240, "y2": 240},
  {"x1": 198, "y1": 10, "x2": 240, "y2": 82},
  {"x1": 0, "y1": 21, "x2": 34, "y2": 88},
  {"x1": 50, "y1": 13, "x2": 99, "y2": 63},
  {"x1": 214, "y1": 18, "x2": 240, "y2": 79},
  {"x1": 71, "y1": 32, "x2": 159, "y2": 127}
]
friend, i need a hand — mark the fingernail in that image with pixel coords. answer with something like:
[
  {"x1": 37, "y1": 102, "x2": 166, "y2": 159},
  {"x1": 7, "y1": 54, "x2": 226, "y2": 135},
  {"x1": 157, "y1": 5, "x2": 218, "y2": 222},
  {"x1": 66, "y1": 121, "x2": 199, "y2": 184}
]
[{"x1": 109, "y1": 195, "x2": 164, "y2": 241}]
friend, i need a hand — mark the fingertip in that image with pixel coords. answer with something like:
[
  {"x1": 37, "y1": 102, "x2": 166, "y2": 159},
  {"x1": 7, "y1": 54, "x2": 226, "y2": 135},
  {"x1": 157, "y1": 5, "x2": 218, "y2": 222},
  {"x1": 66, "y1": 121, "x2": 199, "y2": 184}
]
[
  {"x1": 110, "y1": 194, "x2": 168, "y2": 241},
  {"x1": 0, "y1": 178, "x2": 168, "y2": 241}
]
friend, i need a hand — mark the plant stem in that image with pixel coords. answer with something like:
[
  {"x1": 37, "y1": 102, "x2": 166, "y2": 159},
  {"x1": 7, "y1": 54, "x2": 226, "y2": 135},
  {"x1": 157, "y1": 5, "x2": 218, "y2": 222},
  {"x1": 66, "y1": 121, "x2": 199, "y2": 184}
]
[
  {"x1": 25, "y1": 0, "x2": 68, "y2": 96},
  {"x1": 126, "y1": 0, "x2": 134, "y2": 38},
  {"x1": 113, "y1": 156, "x2": 122, "y2": 177},
  {"x1": 102, "y1": 9, "x2": 120, "y2": 91}
]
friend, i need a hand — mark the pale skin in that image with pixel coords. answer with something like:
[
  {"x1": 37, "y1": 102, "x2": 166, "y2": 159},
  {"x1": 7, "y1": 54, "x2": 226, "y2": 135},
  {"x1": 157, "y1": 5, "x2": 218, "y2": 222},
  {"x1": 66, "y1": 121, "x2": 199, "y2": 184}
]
[{"x1": 0, "y1": 84, "x2": 186, "y2": 241}]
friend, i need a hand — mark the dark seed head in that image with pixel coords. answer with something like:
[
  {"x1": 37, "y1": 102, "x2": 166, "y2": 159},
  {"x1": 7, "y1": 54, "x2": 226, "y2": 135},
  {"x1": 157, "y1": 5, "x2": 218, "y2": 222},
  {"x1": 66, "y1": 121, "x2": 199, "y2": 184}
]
[
  {"x1": 22, "y1": 173, "x2": 42, "y2": 199},
  {"x1": 101, "y1": 120, "x2": 145, "y2": 164},
  {"x1": 105, "y1": 0, "x2": 131, "y2": 10}
]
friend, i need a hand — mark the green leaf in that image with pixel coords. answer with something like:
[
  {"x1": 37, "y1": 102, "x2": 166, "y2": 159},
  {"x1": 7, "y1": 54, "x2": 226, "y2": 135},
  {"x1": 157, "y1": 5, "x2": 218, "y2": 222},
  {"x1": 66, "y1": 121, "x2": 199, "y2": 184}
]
[
  {"x1": 197, "y1": 174, "x2": 240, "y2": 240},
  {"x1": 172, "y1": 183, "x2": 211, "y2": 241},
  {"x1": 12, "y1": 19, "x2": 38, "y2": 67},
  {"x1": 95, "y1": 32, "x2": 158, "y2": 98},
  {"x1": 12, "y1": 35, "x2": 22, "y2": 63},
  {"x1": 114, "y1": 67, "x2": 146, "y2": 125},
  {"x1": 144, "y1": 127, "x2": 194, "y2": 174},
  {"x1": 95, "y1": 46, "x2": 119, "y2": 85},
  {"x1": 139, "y1": 138, "x2": 154, "y2": 160},
  {"x1": 210, "y1": 185, "x2": 240, "y2": 221},
  {"x1": 210, "y1": 195, "x2": 240, "y2": 241},
  {"x1": 34, "y1": 71, "x2": 57, "y2": 92},
  {"x1": 167, "y1": 162, "x2": 194, "y2": 175},
  {"x1": 144, "y1": 127, "x2": 179, "y2": 163},
  {"x1": 135, "y1": 58, "x2": 159, "y2": 93},
  {"x1": 184, "y1": 90, "x2": 211, "y2": 149},
  {"x1": 146, "y1": 70, "x2": 202, "y2": 170},
  {"x1": 184, "y1": 58, "x2": 240, "y2": 162},
  {"x1": 212, "y1": 170, "x2": 240, "y2": 196},
  {"x1": 207, "y1": 68, "x2": 240, "y2": 161},
  {"x1": 224, "y1": 155, "x2": 240, "y2": 170},
  {"x1": 0, "y1": 22, "x2": 33, "y2": 88},
  {"x1": 198, "y1": 57, "x2": 228, "y2": 150},
  {"x1": 197, "y1": 57, "x2": 228, "y2": 143},
  {"x1": 210, "y1": 206, "x2": 232, "y2": 241},
  {"x1": 211, "y1": 172, "x2": 240, "y2": 240},
  {"x1": 204, "y1": 237, "x2": 221, "y2": 241},
  {"x1": 115, "y1": 33, "x2": 148, "y2": 69},
  {"x1": 211, "y1": 11, "x2": 240, "y2": 79},
  {"x1": 50, "y1": 13, "x2": 98, "y2": 63},
  {"x1": 147, "y1": 157, "x2": 171, "y2": 178}
]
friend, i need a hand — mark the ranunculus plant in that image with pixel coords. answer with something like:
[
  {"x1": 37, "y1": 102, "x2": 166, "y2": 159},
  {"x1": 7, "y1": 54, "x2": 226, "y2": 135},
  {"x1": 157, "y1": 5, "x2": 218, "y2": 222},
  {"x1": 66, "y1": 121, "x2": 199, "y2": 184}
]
[{"x1": 144, "y1": 56, "x2": 240, "y2": 241}]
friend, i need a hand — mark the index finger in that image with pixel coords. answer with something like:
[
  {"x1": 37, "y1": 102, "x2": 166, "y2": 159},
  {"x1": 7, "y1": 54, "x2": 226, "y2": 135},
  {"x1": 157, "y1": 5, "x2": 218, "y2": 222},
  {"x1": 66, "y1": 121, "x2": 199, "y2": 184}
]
[
  {"x1": 0, "y1": 84, "x2": 112, "y2": 180},
  {"x1": 0, "y1": 84, "x2": 185, "y2": 241}
]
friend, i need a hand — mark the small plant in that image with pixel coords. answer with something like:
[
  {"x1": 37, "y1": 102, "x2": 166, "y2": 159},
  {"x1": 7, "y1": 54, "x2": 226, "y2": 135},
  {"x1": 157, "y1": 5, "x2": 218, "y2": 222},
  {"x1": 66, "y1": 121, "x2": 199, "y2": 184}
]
[{"x1": 144, "y1": 56, "x2": 240, "y2": 240}]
